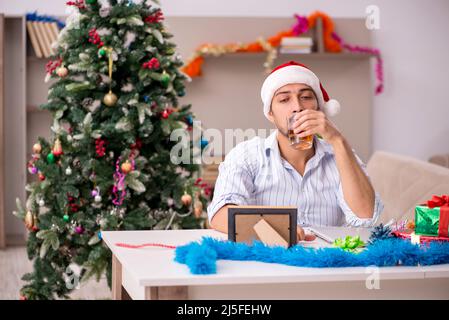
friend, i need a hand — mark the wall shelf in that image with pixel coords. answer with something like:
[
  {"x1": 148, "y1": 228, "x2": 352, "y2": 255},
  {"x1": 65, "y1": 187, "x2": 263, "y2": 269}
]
[
  {"x1": 208, "y1": 52, "x2": 375, "y2": 60},
  {"x1": 1, "y1": 14, "x2": 375, "y2": 245}
]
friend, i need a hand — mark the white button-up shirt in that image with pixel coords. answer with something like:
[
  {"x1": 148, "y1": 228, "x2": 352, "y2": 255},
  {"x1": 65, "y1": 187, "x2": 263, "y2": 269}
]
[{"x1": 207, "y1": 129, "x2": 383, "y2": 227}]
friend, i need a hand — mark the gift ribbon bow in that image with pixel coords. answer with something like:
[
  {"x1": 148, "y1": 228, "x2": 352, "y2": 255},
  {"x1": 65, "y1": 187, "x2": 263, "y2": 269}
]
[
  {"x1": 333, "y1": 236, "x2": 365, "y2": 253},
  {"x1": 426, "y1": 195, "x2": 449, "y2": 237},
  {"x1": 427, "y1": 195, "x2": 449, "y2": 208}
]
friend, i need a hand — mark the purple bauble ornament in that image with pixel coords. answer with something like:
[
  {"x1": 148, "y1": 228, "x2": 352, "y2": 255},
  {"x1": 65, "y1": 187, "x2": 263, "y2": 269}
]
[
  {"x1": 29, "y1": 166, "x2": 38, "y2": 174},
  {"x1": 75, "y1": 226, "x2": 84, "y2": 234},
  {"x1": 91, "y1": 189, "x2": 98, "y2": 197}
]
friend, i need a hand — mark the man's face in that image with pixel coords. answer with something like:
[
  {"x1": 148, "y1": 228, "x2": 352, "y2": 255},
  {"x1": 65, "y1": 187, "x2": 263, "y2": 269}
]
[{"x1": 267, "y1": 83, "x2": 319, "y2": 135}]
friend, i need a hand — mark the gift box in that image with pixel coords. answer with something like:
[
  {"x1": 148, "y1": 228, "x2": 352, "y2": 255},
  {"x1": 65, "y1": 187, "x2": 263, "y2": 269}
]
[
  {"x1": 415, "y1": 195, "x2": 449, "y2": 237},
  {"x1": 392, "y1": 229, "x2": 449, "y2": 244}
]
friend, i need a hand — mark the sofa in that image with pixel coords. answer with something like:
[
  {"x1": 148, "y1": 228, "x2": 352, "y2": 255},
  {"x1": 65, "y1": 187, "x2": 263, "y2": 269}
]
[
  {"x1": 429, "y1": 154, "x2": 449, "y2": 169},
  {"x1": 366, "y1": 151, "x2": 449, "y2": 224}
]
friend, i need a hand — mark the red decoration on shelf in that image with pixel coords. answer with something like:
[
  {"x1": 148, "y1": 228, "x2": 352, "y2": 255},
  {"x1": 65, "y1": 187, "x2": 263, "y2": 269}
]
[
  {"x1": 181, "y1": 11, "x2": 384, "y2": 96},
  {"x1": 45, "y1": 57, "x2": 63, "y2": 75},
  {"x1": 88, "y1": 28, "x2": 104, "y2": 48},
  {"x1": 331, "y1": 32, "x2": 384, "y2": 95},
  {"x1": 95, "y1": 138, "x2": 107, "y2": 157},
  {"x1": 308, "y1": 12, "x2": 341, "y2": 53},
  {"x1": 142, "y1": 57, "x2": 160, "y2": 70},
  {"x1": 145, "y1": 10, "x2": 164, "y2": 24}
]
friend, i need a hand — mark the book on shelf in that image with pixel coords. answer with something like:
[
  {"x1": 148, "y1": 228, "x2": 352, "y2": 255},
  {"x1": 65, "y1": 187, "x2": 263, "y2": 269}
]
[
  {"x1": 26, "y1": 21, "x2": 60, "y2": 58},
  {"x1": 280, "y1": 37, "x2": 313, "y2": 46},
  {"x1": 279, "y1": 48, "x2": 312, "y2": 54},
  {"x1": 279, "y1": 36, "x2": 313, "y2": 54}
]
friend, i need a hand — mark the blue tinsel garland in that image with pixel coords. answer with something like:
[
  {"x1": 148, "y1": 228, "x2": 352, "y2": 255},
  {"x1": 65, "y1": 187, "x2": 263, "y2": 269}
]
[{"x1": 174, "y1": 237, "x2": 449, "y2": 275}]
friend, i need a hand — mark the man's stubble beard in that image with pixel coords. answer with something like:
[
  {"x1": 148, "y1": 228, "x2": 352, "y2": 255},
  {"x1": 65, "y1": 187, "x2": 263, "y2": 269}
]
[{"x1": 273, "y1": 116, "x2": 289, "y2": 138}]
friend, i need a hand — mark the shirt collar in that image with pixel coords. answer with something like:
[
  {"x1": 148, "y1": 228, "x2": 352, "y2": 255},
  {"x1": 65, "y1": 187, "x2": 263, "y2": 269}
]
[{"x1": 264, "y1": 129, "x2": 279, "y2": 153}]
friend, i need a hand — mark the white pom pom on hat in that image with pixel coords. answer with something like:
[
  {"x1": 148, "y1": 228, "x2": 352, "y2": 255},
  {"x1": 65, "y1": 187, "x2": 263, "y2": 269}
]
[{"x1": 261, "y1": 60, "x2": 341, "y2": 118}]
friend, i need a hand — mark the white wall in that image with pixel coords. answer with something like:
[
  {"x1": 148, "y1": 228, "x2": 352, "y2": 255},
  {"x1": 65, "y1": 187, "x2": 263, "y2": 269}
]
[{"x1": 1, "y1": 0, "x2": 449, "y2": 161}]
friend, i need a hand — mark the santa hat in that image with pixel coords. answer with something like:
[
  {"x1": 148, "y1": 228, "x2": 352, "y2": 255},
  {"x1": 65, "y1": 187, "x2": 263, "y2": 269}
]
[{"x1": 261, "y1": 61, "x2": 341, "y2": 119}]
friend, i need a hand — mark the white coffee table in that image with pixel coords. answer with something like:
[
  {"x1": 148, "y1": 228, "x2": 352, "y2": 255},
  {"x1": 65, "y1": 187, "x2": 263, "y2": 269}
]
[{"x1": 101, "y1": 229, "x2": 449, "y2": 300}]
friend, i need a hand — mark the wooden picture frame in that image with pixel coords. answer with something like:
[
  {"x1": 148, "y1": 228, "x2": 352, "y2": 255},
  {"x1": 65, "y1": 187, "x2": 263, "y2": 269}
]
[
  {"x1": 0, "y1": 14, "x2": 5, "y2": 248},
  {"x1": 228, "y1": 206, "x2": 297, "y2": 248}
]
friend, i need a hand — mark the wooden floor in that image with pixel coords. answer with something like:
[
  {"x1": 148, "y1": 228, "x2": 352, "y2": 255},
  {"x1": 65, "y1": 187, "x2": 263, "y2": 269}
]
[{"x1": 0, "y1": 246, "x2": 111, "y2": 300}]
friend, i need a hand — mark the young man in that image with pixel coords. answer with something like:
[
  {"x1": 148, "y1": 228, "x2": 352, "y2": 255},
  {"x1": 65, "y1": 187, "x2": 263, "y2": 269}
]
[{"x1": 207, "y1": 61, "x2": 383, "y2": 241}]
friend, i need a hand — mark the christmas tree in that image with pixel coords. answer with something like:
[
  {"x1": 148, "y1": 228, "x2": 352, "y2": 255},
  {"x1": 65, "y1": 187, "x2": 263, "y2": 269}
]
[{"x1": 13, "y1": 0, "x2": 211, "y2": 300}]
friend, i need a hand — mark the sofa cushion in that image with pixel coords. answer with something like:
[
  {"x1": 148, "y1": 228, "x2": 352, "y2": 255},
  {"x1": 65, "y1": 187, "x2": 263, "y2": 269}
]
[{"x1": 366, "y1": 151, "x2": 449, "y2": 224}]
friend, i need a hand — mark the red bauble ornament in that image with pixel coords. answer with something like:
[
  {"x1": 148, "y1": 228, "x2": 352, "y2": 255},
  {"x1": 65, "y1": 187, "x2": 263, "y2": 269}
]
[
  {"x1": 38, "y1": 173, "x2": 45, "y2": 181},
  {"x1": 161, "y1": 109, "x2": 170, "y2": 119},
  {"x1": 52, "y1": 138, "x2": 63, "y2": 156}
]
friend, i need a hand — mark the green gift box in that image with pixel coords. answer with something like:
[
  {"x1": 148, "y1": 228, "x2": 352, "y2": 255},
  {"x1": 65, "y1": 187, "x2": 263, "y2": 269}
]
[
  {"x1": 415, "y1": 206, "x2": 442, "y2": 236},
  {"x1": 414, "y1": 195, "x2": 449, "y2": 237}
]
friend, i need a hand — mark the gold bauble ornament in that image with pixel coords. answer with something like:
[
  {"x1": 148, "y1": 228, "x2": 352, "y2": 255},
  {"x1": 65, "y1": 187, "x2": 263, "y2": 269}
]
[
  {"x1": 24, "y1": 211, "x2": 35, "y2": 230},
  {"x1": 102, "y1": 47, "x2": 118, "y2": 107},
  {"x1": 103, "y1": 91, "x2": 118, "y2": 107},
  {"x1": 121, "y1": 160, "x2": 132, "y2": 174},
  {"x1": 181, "y1": 193, "x2": 192, "y2": 206},
  {"x1": 33, "y1": 143, "x2": 42, "y2": 154},
  {"x1": 56, "y1": 66, "x2": 68, "y2": 78}
]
